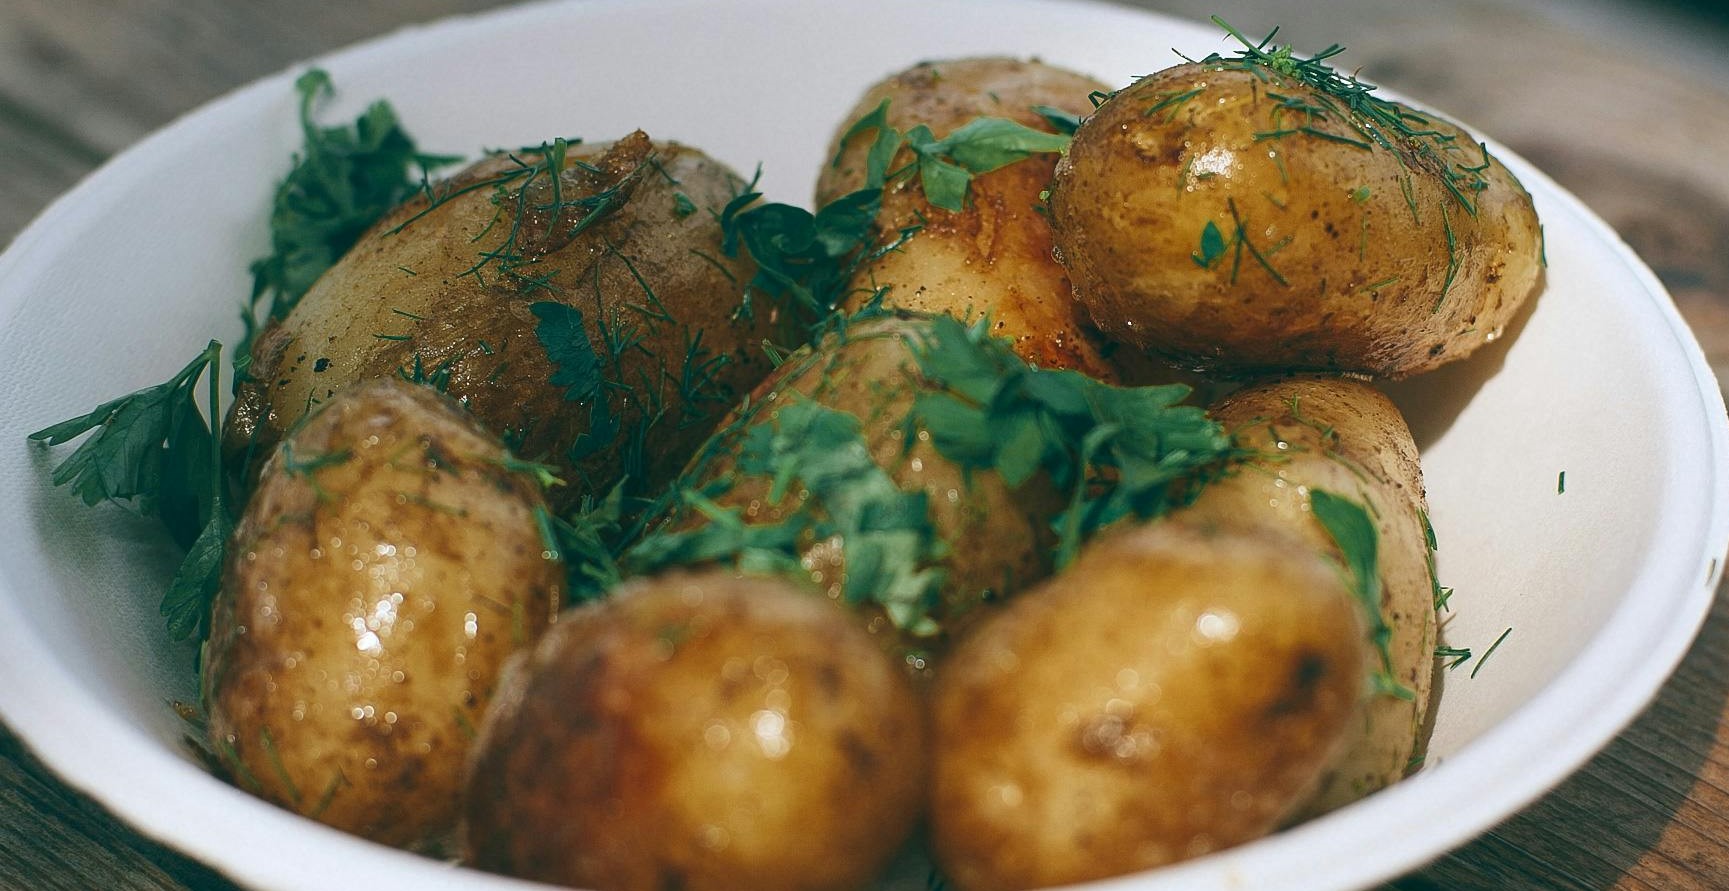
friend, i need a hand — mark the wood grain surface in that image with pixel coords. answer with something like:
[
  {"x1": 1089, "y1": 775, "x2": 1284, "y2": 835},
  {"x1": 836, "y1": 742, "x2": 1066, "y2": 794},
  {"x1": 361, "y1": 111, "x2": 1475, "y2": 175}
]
[{"x1": 2, "y1": 1, "x2": 1726, "y2": 889}]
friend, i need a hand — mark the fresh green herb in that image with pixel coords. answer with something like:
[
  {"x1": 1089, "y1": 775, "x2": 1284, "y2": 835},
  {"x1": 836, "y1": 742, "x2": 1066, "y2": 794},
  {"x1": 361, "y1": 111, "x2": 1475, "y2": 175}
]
[
  {"x1": 1435, "y1": 644, "x2": 1473, "y2": 670},
  {"x1": 1030, "y1": 105, "x2": 1082, "y2": 135},
  {"x1": 241, "y1": 70, "x2": 456, "y2": 377},
  {"x1": 1471, "y1": 626, "x2": 1512, "y2": 679},
  {"x1": 719, "y1": 173, "x2": 911, "y2": 325},
  {"x1": 831, "y1": 100, "x2": 1071, "y2": 211},
  {"x1": 30, "y1": 341, "x2": 231, "y2": 641},
  {"x1": 1557, "y1": 470, "x2": 1566, "y2": 494},
  {"x1": 628, "y1": 397, "x2": 949, "y2": 636},
  {"x1": 1192, "y1": 220, "x2": 1226, "y2": 268},
  {"x1": 905, "y1": 316, "x2": 1232, "y2": 568},
  {"x1": 672, "y1": 191, "x2": 697, "y2": 217},
  {"x1": 1309, "y1": 488, "x2": 1411, "y2": 700},
  {"x1": 1202, "y1": 19, "x2": 1491, "y2": 216},
  {"x1": 1143, "y1": 86, "x2": 1203, "y2": 121},
  {"x1": 1418, "y1": 507, "x2": 1453, "y2": 612}
]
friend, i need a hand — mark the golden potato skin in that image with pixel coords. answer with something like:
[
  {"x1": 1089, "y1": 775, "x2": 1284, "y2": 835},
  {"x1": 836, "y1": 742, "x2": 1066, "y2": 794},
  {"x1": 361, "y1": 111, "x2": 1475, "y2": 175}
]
[
  {"x1": 203, "y1": 377, "x2": 562, "y2": 849},
  {"x1": 666, "y1": 315, "x2": 1066, "y2": 674},
  {"x1": 225, "y1": 132, "x2": 778, "y2": 507},
  {"x1": 817, "y1": 58, "x2": 1125, "y2": 380},
  {"x1": 464, "y1": 570, "x2": 926, "y2": 891},
  {"x1": 928, "y1": 522, "x2": 1365, "y2": 891},
  {"x1": 1184, "y1": 376, "x2": 1436, "y2": 816},
  {"x1": 1049, "y1": 62, "x2": 1542, "y2": 377}
]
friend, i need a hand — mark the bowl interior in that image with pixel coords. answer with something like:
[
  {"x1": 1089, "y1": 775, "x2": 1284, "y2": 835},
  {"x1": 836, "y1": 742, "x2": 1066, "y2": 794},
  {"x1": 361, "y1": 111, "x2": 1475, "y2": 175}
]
[{"x1": 0, "y1": 1, "x2": 1723, "y2": 890}]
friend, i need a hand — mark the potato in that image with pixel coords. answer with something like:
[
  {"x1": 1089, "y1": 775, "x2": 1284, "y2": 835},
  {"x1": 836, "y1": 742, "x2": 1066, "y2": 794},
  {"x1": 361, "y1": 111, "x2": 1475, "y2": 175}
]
[
  {"x1": 642, "y1": 314, "x2": 1068, "y2": 675},
  {"x1": 816, "y1": 58, "x2": 1127, "y2": 381},
  {"x1": 203, "y1": 377, "x2": 563, "y2": 849},
  {"x1": 928, "y1": 521, "x2": 1366, "y2": 891},
  {"x1": 1048, "y1": 59, "x2": 1542, "y2": 377},
  {"x1": 464, "y1": 569, "x2": 925, "y2": 891},
  {"x1": 225, "y1": 131, "x2": 781, "y2": 508},
  {"x1": 1182, "y1": 375, "x2": 1436, "y2": 815}
]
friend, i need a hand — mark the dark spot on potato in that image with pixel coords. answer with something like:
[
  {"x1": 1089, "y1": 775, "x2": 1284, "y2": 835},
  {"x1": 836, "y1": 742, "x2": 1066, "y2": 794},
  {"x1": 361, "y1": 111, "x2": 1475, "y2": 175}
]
[
  {"x1": 837, "y1": 729, "x2": 880, "y2": 777},
  {"x1": 1263, "y1": 651, "x2": 1330, "y2": 719},
  {"x1": 658, "y1": 867, "x2": 687, "y2": 891},
  {"x1": 314, "y1": 358, "x2": 331, "y2": 372}
]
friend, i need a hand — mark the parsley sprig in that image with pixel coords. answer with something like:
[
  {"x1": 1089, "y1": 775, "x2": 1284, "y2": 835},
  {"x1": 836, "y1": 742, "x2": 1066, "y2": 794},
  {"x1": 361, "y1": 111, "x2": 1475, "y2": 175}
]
[
  {"x1": 906, "y1": 316, "x2": 1232, "y2": 568},
  {"x1": 832, "y1": 98, "x2": 1073, "y2": 212},
  {"x1": 241, "y1": 69, "x2": 457, "y2": 376},
  {"x1": 29, "y1": 342, "x2": 231, "y2": 640}
]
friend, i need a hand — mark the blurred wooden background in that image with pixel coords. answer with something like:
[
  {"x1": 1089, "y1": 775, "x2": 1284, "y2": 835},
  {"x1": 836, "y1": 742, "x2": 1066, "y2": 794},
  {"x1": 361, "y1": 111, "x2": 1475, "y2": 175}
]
[{"x1": 1, "y1": 0, "x2": 1726, "y2": 888}]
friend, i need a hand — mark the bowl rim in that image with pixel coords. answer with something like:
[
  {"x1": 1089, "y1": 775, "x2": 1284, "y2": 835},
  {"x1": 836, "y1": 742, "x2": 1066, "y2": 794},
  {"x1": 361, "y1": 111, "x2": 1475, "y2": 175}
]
[{"x1": 0, "y1": 1, "x2": 1724, "y2": 890}]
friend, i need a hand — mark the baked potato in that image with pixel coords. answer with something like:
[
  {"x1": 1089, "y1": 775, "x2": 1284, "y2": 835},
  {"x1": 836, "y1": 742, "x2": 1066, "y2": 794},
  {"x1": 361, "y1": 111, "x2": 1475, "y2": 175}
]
[
  {"x1": 464, "y1": 569, "x2": 925, "y2": 891},
  {"x1": 1048, "y1": 54, "x2": 1542, "y2": 377},
  {"x1": 225, "y1": 131, "x2": 781, "y2": 508},
  {"x1": 203, "y1": 377, "x2": 562, "y2": 848},
  {"x1": 817, "y1": 58, "x2": 1125, "y2": 380},
  {"x1": 928, "y1": 520, "x2": 1366, "y2": 891},
  {"x1": 1182, "y1": 375, "x2": 1437, "y2": 815}
]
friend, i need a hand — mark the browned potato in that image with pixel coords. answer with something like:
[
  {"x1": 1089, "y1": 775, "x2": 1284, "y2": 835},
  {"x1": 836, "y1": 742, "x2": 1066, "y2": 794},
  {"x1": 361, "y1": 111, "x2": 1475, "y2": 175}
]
[
  {"x1": 464, "y1": 569, "x2": 926, "y2": 891},
  {"x1": 225, "y1": 132, "x2": 781, "y2": 508},
  {"x1": 928, "y1": 521, "x2": 1366, "y2": 890},
  {"x1": 817, "y1": 58, "x2": 1126, "y2": 380},
  {"x1": 1183, "y1": 376, "x2": 1436, "y2": 816},
  {"x1": 643, "y1": 314, "x2": 1068, "y2": 675},
  {"x1": 202, "y1": 377, "x2": 563, "y2": 849},
  {"x1": 1048, "y1": 56, "x2": 1542, "y2": 378}
]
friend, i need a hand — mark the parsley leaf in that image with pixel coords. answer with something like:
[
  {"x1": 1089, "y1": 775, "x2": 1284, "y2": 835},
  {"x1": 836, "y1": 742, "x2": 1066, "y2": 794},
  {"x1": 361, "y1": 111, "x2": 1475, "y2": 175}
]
[
  {"x1": 905, "y1": 316, "x2": 1232, "y2": 567},
  {"x1": 1309, "y1": 488, "x2": 1412, "y2": 700},
  {"x1": 29, "y1": 343, "x2": 221, "y2": 549},
  {"x1": 30, "y1": 341, "x2": 232, "y2": 641},
  {"x1": 720, "y1": 174, "x2": 912, "y2": 326},
  {"x1": 833, "y1": 101, "x2": 1072, "y2": 212},
  {"x1": 241, "y1": 69, "x2": 457, "y2": 376}
]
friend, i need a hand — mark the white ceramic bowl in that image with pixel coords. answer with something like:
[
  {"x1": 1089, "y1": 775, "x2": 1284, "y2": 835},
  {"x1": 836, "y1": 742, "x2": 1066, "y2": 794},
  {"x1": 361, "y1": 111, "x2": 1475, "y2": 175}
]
[{"x1": 0, "y1": 1, "x2": 1724, "y2": 889}]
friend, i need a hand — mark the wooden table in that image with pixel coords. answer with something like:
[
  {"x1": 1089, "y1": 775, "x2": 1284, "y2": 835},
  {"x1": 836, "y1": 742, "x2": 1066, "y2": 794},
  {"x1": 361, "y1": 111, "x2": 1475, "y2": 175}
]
[{"x1": 2, "y1": 1, "x2": 1726, "y2": 888}]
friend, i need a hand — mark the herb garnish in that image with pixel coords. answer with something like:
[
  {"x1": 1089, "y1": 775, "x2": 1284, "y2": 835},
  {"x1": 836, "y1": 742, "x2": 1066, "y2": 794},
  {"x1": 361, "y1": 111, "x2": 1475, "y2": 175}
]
[
  {"x1": 1200, "y1": 18, "x2": 1491, "y2": 217},
  {"x1": 30, "y1": 342, "x2": 230, "y2": 641},
  {"x1": 1309, "y1": 488, "x2": 1412, "y2": 700},
  {"x1": 831, "y1": 98, "x2": 1072, "y2": 212},
  {"x1": 241, "y1": 70, "x2": 456, "y2": 377},
  {"x1": 905, "y1": 316, "x2": 1232, "y2": 569}
]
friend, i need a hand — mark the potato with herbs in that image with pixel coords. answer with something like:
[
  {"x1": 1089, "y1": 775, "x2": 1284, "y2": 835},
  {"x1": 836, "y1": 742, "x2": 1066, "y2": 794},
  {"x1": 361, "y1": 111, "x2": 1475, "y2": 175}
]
[
  {"x1": 620, "y1": 313, "x2": 1227, "y2": 676},
  {"x1": 1048, "y1": 42, "x2": 1542, "y2": 377},
  {"x1": 1183, "y1": 375, "x2": 1437, "y2": 816},
  {"x1": 628, "y1": 315, "x2": 1062, "y2": 674},
  {"x1": 464, "y1": 570, "x2": 925, "y2": 891},
  {"x1": 817, "y1": 58, "x2": 1124, "y2": 380},
  {"x1": 929, "y1": 521, "x2": 1366, "y2": 891},
  {"x1": 203, "y1": 377, "x2": 563, "y2": 849},
  {"x1": 225, "y1": 131, "x2": 778, "y2": 508}
]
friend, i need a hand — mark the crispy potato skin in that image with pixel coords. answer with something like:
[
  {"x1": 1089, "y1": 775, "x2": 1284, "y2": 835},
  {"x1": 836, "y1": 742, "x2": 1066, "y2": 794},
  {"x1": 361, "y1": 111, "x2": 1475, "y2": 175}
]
[
  {"x1": 669, "y1": 316, "x2": 1066, "y2": 674},
  {"x1": 225, "y1": 133, "x2": 778, "y2": 508},
  {"x1": 464, "y1": 571, "x2": 926, "y2": 891},
  {"x1": 817, "y1": 59, "x2": 1127, "y2": 380},
  {"x1": 1184, "y1": 376, "x2": 1437, "y2": 815},
  {"x1": 203, "y1": 378, "x2": 562, "y2": 848},
  {"x1": 929, "y1": 522, "x2": 1365, "y2": 891},
  {"x1": 1049, "y1": 63, "x2": 1542, "y2": 377}
]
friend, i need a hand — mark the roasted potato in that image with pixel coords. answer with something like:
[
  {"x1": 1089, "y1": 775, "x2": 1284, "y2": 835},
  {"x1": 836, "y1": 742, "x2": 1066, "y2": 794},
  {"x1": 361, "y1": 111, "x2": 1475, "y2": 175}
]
[
  {"x1": 928, "y1": 521, "x2": 1366, "y2": 890},
  {"x1": 1048, "y1": 59, "x2": 1542, "y2": 377},
  {"x1": 225, "y1": 132, "x2": 781, "y2": 508},
  {"x1": 817, "y1": 58, "x2": 1124, "y2": 380},
  {"x1": 203, "y1": 377, "x2": 562, "y2": 849},
  {"x1": 464, "y1": 569, "x2": 926, "y2": 891},
  {"x1": 639, "y1": 314, "x2": 1068, "y2": 675},
  {"x1": 1182, "y1": 375, "x2": 1436, "y2": 815}
]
